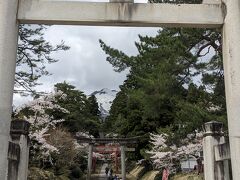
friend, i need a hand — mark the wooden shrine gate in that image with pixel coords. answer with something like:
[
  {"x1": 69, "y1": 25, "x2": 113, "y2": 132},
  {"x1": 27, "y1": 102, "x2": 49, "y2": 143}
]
[{"x1": 77, "y1": 136, "x2": 139, "y2": 180}]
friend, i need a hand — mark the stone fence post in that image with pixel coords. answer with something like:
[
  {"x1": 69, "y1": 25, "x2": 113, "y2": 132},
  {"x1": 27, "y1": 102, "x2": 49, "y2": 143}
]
[
  {"x1": 214, "y1": 139, "x2": 231, "y2": 180},
  {"x1": 202, "y1": 121, "x2": 224, "y2": 180},
  {"x1": 10, "y1": 120, "x2": 30, "y2": 180},
  {"x1": 202, "y1": 121, "x2": 232, "y2": 180},
  {"x1": 7, "y1": 142, "x2": 20, "y2": 180}
]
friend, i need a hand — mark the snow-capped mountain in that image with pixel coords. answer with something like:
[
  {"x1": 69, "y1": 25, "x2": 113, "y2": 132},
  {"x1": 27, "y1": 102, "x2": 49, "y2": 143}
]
[{"x1": 91, "y1": 88, "x2": 118, "y2": 119}]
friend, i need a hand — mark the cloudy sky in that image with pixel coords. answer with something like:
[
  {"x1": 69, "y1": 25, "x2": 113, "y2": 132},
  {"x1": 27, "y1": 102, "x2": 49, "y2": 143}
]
[{"x1": 13, "y1": 0, "x2": 160, "y2": 106}]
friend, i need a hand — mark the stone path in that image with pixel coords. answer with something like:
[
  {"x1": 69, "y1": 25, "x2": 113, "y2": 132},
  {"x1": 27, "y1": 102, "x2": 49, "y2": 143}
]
[{"x1": 91, "y1": 163, "x2": 108, "y2": 180}]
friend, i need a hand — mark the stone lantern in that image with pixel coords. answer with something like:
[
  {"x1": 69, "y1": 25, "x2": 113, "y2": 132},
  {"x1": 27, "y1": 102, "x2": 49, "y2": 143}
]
[{"x1": 202, "y1": 121, "x2": 223, "y2": 137}]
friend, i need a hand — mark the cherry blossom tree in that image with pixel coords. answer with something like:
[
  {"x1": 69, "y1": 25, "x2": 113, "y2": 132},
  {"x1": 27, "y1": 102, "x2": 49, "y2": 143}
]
[
  {"x1": 14, "y1": 90, "x2": 69, "y2": 162},
  {"x1": 147, "y1": 131, "x2": 203, "y2": 169}
]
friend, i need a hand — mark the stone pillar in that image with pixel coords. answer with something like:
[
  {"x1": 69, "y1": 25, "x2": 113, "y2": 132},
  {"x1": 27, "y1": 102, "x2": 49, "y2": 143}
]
[
  {"x1": 87, "y1": 144, "x2": 93, "y2": 180},
  {"x1": 120, "y1": 145, "x2": 126, "y2": 180},
  {"x1": 10, "y1": 120, "x2": 30, "y2": 180},
  {"x1": 202, "y1": 121, "x2": 223, "y2": 180},
  {"x1": 0, "y1": 1, "x2": 19, "y2": 179},
  {"x1": 222, "y1": 0, "x2": 240, "y2": 179}
]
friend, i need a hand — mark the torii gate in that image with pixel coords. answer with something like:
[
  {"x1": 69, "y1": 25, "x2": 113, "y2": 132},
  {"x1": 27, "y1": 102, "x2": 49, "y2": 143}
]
[
  {"x1": 0, "y1": 0, "x2": 239, "y2": 179},
  {"x1": 76, "y1": 136, "x2": 139, "y2": 180}
]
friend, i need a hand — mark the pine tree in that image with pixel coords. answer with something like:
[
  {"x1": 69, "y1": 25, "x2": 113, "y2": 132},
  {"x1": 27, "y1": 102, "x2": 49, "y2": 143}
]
[
  {"x1": 87, "y1": 95, "x2": 100, "y2": 117},
  {"x1": 54, "y1": 82, "x2": 101, "y2": 136},
  {"x1": 100, "y1": 18, "x2": 226, "y2": 154},
  {"x1": 16, "y1": 25, "x2": 69, "y2": 95}
]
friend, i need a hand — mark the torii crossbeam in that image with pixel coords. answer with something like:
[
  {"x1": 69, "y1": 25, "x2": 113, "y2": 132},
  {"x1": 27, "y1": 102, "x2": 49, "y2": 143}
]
[
  {"x1": 0, "y1": 0, "x2": 239, "y2": 179},
  {"x1": 17, "y1": 0, "x2": 223, "y2": 27}
]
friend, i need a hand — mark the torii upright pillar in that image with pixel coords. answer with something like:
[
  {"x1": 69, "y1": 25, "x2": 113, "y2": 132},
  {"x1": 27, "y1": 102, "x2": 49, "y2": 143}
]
[
  {"x1": 0, "y1": 1, "x2": 19, "y2": 179},
  {"x1": 222, "y1": 0, "x2": 240, "y2": 179},
  {"x1": 120, "y1": 145, "x2": 126, "y2": 180},
  {"x1": 87, "y1": 144, "x2": 93, "y2": 180}
]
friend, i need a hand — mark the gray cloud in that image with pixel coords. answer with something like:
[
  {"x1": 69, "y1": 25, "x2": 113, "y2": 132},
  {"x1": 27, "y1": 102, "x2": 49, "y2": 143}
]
[{"x1": 13, "y1": 25, "x2": 158, "y2": 106}]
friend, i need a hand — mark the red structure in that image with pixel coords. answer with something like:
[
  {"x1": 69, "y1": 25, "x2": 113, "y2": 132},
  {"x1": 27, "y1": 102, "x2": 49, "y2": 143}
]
[
  {"x1": 93, "y1": 144, "x2": 121, "y2": 173},
  {"x1": 76, "y1": 136, "x2": 139, "y2": 179}
]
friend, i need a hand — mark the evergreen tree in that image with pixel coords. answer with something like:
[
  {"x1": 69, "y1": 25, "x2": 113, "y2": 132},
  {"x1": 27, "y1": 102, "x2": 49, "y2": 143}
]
[
  {"x1": 86, "y1": 94, "x2": 102, "y2": 136},
  {"x1": 54, "y1": 82, "x2": 100, "y2": 137},
  {"x1": 100, "y1": 10, "x2": 226, "y2": 156},
  {"x1": 16, "y1": 25, "x2": 69, "y2": 95},
  {"x1": 87, "y1": 95, "x2": 101, "y2": 117}
]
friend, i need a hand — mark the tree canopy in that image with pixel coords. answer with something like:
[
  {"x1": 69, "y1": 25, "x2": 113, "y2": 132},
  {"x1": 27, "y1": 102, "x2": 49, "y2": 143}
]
[
  {"x1": 100, "y1": 21, "x2": 226, "y2": 157},
  {"x1": 54, "y1": 82, "x2": 101, "y2": 137},
  {"x1": 16, "y1": 25, "x2": 69, "y2": 95},
  {"x1": 14, "y1": 83, "x2": 99, "y2": 179}
]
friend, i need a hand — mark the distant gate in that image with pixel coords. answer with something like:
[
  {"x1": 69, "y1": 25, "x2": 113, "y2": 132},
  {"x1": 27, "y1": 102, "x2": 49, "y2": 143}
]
[{"x1": 76, "y1": 136, "x2": 139, "y2": 180}]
